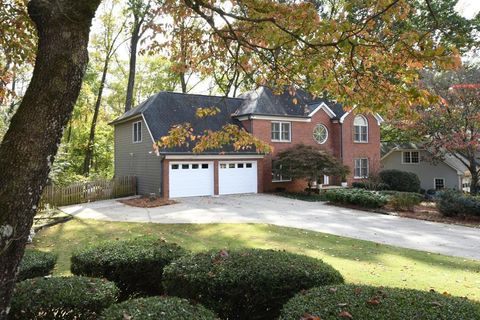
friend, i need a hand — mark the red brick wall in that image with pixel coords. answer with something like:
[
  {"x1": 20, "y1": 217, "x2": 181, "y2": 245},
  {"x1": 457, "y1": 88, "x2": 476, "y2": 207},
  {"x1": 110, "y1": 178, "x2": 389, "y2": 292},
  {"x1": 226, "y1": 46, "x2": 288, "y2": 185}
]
[
  {"x1": 241, "y1": 109, "x2": 381, "y2": 192},
  {"x1": 341, "y1": 113, "x2": 381, "y2": 185}
]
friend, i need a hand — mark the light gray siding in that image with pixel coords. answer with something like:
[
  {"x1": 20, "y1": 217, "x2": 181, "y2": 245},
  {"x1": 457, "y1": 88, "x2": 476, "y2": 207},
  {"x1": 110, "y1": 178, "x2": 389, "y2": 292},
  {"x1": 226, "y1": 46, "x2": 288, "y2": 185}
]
[
  {"x1": 381, "y1": 150, "x2": 461, "y2": 190},
  {"x1": 114, "y1": 117, "x2": 162, "y2": 195}
]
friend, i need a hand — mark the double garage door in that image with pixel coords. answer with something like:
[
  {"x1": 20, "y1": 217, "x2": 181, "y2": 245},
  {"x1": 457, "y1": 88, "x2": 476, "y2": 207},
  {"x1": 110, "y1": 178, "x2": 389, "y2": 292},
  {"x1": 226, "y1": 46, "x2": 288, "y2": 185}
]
[{"x1": 169, "y1": 161, "x2": 257, "y2": 198}]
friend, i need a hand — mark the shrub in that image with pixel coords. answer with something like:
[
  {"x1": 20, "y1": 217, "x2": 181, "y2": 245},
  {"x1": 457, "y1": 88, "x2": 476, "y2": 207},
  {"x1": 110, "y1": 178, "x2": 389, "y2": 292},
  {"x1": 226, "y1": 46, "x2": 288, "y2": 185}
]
[
  {"x1": 17, "y1": 249, "x2": 57, "y2": 281},
  {"x1": 100, "y1": 296, "x2": 218, "y2": 320},
  {"x1": 352, "y1": 181, "x2": 390, "y2": 191},
  {"x1": 324, "y1": 189, "x2": 388, "y2": 208},
  {"x1": 383, "y1": 191, "x2": 423, "y2": 211},
  {"x1": 10, "y1": 276, "x2": 118, "y2": 320},
  {"x1": 437, "y1": 189, "x2": 480, "y2": 217},
  {"x1": 71, "y1": 238, "x2": 186, "y2": 298},
  {"x1": 379, "y1": 169, "x2": 421, "y2": 192},
  {"x1": 162, "y1": 249, "x2": 344, "y2": 320},
  {"x1": 279, "y1": 192, "x2": 328, "y2": 202},
  {"x1": 279, "y1": 284, "x2": 480, "y2": 320}
]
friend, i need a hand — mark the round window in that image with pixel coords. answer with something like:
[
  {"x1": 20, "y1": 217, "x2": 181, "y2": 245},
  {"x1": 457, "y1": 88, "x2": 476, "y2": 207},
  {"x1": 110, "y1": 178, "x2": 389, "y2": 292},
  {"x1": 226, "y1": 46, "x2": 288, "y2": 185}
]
[{"x1": 313, "y1": 124, "x2": 328, "y2": 144}]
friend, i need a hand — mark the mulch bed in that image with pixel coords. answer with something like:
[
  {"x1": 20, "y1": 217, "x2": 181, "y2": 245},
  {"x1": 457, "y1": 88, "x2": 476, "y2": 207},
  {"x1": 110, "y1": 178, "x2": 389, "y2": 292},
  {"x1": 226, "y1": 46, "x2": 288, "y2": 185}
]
[
  {"x1": 387, "y1": 203, "x2": 480, "y2": 228},
  {"x1": 118, "y1": 197, "x2": 177, "y2": 208}
]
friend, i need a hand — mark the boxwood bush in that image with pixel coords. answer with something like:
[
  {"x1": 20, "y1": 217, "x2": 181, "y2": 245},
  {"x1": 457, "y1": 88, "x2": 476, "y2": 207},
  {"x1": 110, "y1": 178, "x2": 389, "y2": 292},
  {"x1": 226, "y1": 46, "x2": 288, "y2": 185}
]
[
  {"x1": 437, "y1": 189, "x2": 480, "y2": 217},
  {"x1": 162, "y1": 249, "x2": 344, "y2": 320},
  {"x1": 379, "y1": 169, "x2": 421, "y2": 193},
  {"x1": 10, "y1": 276, "x2": 118, "y2": 320},
  {"x1": 324, "y1": 189, "x2": 388, "y2": 208},
  {"x1": 17, "y1": 249, "x2": 57, "y2": 281},
  {"x1": 279, "y1": 284, "x2": 480, "y2": 320},
  {"x1": 100, "y1": 296, "x2": 219, "y2": 320},
  {"x1": 71, "y1": 238, "x2": 186, "y2": 298}
]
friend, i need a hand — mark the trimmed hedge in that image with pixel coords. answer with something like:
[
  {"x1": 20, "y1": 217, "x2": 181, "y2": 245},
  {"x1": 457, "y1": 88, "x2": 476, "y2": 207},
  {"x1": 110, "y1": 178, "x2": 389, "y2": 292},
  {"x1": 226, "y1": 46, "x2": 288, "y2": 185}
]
[
  {"x1": 10, "y1": 276, "x2": 118, "y2": 320},
  {"x1": 279, "y1": 284, "x2": 480, "y2": 320},
  {"x1": 18, "y1": 249, "x2": 57, "y2": 281},
  {"x1": 352, "y1": 181, "x2": 390, "y2": 191},
  {"x1": 162, "y1": 249, "x2": 344, "y2": 320},
  {"x1": 100, "y1": 296, "x2": 219, "y2": 320},
  {"x1": 279, "y1": 192, "x2": 329, "y2": 202},
  {"x1": 71, "y1": 238, "x2": 186, "y2": 298},
  {"x1": 437, "y1": 189, "x2": 480, "y2": 217},
  {"x1": 324, "y1": 189, "x2": 388, "y2": 208},
  {"x1": 379, "y1": 169, "x2": 421, "y2": 193},
  {"x1": 382, "y1": 191, "x2": 423, "y2": 211}
]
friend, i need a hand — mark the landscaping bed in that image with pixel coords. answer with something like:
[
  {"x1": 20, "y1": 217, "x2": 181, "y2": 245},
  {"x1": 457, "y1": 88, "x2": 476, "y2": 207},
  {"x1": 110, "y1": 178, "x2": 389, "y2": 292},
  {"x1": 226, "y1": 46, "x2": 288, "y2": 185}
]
[{"x1": 118, "y1": 196, "x2": 176, "y2": 208}]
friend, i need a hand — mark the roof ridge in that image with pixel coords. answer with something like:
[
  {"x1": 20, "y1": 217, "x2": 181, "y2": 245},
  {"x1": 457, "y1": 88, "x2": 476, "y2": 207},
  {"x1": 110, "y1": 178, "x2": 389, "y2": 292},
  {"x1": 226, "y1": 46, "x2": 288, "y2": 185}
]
[{"x1": 159, "y1": 91, "x2": 245, "y2": 100}]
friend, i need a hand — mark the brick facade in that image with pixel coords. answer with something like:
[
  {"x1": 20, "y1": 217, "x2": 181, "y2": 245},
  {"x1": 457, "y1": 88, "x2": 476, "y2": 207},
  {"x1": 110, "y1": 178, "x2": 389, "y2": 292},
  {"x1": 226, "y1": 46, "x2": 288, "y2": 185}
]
[{"x1": 241, "y1": 109, "x2": 381, "y2": 192}]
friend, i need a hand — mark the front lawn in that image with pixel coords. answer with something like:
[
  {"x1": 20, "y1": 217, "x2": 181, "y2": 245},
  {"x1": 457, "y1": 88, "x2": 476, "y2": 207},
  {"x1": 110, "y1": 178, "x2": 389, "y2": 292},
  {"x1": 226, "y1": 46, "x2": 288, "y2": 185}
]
[{"x1": 30, "y1": 219, "x2": 480, "y2": 300}]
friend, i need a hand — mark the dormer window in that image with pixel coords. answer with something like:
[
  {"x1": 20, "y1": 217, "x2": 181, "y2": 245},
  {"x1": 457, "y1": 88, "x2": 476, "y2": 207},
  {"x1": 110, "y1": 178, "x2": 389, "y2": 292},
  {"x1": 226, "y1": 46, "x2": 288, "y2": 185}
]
[
  {"x1": 353, "y1": 115, "x2": 368, "y2": 142},
  {"x1": 133, "y1": 121, "x2": 142, "y2": 143},
  {"x1": 271, "y1": 121, "x2": 291, "y2": 142},
  {"x1": 403, "y1": 151, "x2": 420, "y2": 164}
]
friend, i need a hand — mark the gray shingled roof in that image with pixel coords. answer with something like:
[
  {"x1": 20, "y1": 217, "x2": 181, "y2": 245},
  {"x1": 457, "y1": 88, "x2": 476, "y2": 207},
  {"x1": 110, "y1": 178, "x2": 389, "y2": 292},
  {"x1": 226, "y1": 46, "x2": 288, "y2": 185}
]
[
  {"x1": 234, "y1": 86, "x2": 346, "y2": 119},
  {"x1": 110, "y1": 87, "x2": 348, "y2": 153}
]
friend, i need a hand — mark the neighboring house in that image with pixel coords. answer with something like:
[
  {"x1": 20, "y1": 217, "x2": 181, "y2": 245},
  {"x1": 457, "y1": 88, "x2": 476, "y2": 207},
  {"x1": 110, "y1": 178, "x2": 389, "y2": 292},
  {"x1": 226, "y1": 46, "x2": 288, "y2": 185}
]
[
  {"x1": 110, "y1": 86, "x2": 383, "y2": 198},
  {"x1": 381, "y1": 142, "x2": 470, "y2": 191}
]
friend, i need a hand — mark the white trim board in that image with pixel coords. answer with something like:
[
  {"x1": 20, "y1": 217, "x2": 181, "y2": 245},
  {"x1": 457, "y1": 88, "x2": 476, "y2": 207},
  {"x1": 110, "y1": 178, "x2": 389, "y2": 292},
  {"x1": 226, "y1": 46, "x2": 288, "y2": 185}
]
[
  {"x1": 308, "y1": 102, "x2": 336, "y2": 118},
  {"x1": 235, "y1": 114, "x2": 311, "y2": 122},
  {"x1": 164, "y1": 154, "x2": 265, "y2": 160},
  {"x1": 142, "y1": 113, "x2": 155, "y2": 143}
]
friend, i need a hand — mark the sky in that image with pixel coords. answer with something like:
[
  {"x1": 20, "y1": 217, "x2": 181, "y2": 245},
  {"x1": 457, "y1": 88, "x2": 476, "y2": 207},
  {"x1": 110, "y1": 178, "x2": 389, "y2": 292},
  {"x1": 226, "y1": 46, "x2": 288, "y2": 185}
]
[{"x1": 455, "y1": 0, "x2": 480, "y2": 19}]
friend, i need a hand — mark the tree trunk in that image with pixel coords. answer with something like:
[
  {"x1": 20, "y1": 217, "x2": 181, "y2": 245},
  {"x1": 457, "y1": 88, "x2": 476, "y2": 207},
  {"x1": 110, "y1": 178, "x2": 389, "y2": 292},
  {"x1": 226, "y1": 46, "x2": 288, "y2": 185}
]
[
  {"x1": 124, "y1": 25, "x2": 140, "y2": 112},
  {"x1": 83, "y1": 58, "x2": 109, "y2": 176},
  {"x1": 470, "y1": 167, "x2": 479, "y2": 196},
  {"x1": 0, "y1": 0, "x2": 100, "y2": 317}
]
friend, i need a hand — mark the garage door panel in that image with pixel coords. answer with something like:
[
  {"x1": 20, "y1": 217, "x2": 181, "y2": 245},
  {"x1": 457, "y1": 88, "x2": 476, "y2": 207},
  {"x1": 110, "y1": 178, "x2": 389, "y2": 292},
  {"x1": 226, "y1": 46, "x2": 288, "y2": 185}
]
[
  {"x1": 219, "y1": 161, "x2": 257, "y2": 195},
  {"x1": 169, "y1": 162, "x2": 214, "y2": 198}
]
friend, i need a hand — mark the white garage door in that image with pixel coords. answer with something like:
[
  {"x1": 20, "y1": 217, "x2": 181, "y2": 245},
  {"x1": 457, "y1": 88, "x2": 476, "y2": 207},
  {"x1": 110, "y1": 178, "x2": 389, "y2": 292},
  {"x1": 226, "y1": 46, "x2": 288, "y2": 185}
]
[
  {"x1": 219, "y1": 161, "x2": 257, "y2": 195},
  {"x1": 169, "y1": 162, "x2": 214, "y2": 198}
]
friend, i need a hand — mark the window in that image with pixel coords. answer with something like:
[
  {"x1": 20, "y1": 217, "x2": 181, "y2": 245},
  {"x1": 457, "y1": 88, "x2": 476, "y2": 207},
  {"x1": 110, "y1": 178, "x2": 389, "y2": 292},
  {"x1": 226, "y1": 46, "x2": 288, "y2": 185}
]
[
  {"x1": 313, "y1": 124, "x2": 328, "y2": 144},
  {"x1": 201, "y1": 164, "x2": 209, "y2": 169},
  {"x1": 171, "y1": 164, "x2": 179, "y2": 170},
  {"x1": 402, "y1": 151, "x2": 420, "y2": 164},
  {"x1": 238, "y1": 163, "x2": 244, "y2": 168},
  {"x1": 354, "y1": 158, "x2": 369, "y2": 178},
  {"x1": 192, "y1": 164, "x2": 199, "y2": 169},
  {"x1": 133, "y1": 121, "x2": 142, "y2": 143},
  {"x1": 182, "y1": 164, "x2": 189, "y2": 169},
  {"x1": 353, "y1": 115, "x2": 368, "y2": 142},
  {"x1": 220, "y1": 163, "x2": 227, "y2": 169},
  {"x1": 246, "y1": 163, "x2": 252, "y2": 168},
  {"x1": 229, "y1": 163, "x2": 235, "y2": 168},
  {"x1": 271, "y1": 121, "x2": 291, "y2": 142},
  {"x1": 434, "y1": 178, "x2": 445, "y2": 190},
  {"x1": 272, "y1": 161, "x2": 291, "y2": 182}
]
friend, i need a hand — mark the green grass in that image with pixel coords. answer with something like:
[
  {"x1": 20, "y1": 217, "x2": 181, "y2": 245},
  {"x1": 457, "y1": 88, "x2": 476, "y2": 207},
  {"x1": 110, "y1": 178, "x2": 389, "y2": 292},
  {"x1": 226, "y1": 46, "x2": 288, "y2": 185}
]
[{"x1": 30, "y1": 219, "x2": 480, "y2": 300}]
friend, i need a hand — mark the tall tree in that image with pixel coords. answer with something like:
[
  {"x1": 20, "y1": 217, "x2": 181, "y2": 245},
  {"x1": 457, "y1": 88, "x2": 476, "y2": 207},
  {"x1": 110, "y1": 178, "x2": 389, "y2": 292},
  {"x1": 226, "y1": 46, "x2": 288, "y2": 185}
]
[
  {"x1": 82, "y1": 0, "x2": 126, "y2": 176},
  {"x1": 409, "y1": 67, "x2": 480, "y2": 195},
  {"x1": 0, "y1": 0, "x2": 101, "y2": 316},
  {"x1": 124, "y1": 0, "x2": 153, "y2": 112}
]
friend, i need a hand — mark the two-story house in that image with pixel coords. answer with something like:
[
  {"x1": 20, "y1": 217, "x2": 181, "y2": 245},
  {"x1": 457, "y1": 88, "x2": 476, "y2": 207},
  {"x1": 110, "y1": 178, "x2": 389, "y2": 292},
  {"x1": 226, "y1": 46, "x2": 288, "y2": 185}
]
[{"x1": 110, "y1": 86, "x2": 383, "y2": 198}]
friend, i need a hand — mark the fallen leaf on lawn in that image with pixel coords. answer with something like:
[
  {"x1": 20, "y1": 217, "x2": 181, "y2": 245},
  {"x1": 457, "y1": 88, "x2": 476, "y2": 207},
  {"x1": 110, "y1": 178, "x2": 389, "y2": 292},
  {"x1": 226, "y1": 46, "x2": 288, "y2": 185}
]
[
  {"x1": 123, "y1": 312, "x2": 132, "y2": 320},
  {"x1": 339, "y1": 311, "x2": 353, "y2": 319},
  {"x1": 354, "y1": 287, "x2": 362, "y2": 295},
  {"x1": 366, "y1": 297, "x2": 381, "y2": 305},
  {"x1": 430, "y1": 301, "x2": 443, "y2": 307},
  {"x1": 337, "y1": 303, "x2": 348, "y2": 307},
  {"x1": 301, "y1": 313, "x2": 321, "y2": 320},
  {"x1": 329, "y1": 287, "x2": 337, "y2": 293}
]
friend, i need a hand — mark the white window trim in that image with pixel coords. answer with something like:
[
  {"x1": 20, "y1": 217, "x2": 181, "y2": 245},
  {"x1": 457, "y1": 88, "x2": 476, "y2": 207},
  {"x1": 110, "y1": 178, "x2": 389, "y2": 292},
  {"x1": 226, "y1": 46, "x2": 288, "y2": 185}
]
[
  {"x1": 132, "y1": 121, "x2": 142, "y2": 143},
  {"x1": 313, "y1": 123, "x2": 328, "y2": 144},
  {"x1": 353, "y1": 115, "x2": 369, "y2": 143},
  {"x1": 271, "y1": 121, "x2": 291, "y2": 142},
  {"x1": 401, "y1": 151, "x2": 420, "y2": 164},
  {"x1": 272, "y1": 162, "x2": 292, "y2": 182},
  {"x1": 353, "y1": 158, "x2": 369, "y2": 179},
  {"x1": 434, "y1": 177, "x2": 445, "y2": 190}
]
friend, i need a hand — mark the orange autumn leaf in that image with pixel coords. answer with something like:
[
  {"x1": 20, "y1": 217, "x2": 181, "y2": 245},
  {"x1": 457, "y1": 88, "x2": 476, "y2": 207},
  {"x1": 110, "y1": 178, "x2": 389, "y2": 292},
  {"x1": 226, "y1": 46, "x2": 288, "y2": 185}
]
[{"x1": 339, "y1": 311, "x2": 353, "y2": 319}]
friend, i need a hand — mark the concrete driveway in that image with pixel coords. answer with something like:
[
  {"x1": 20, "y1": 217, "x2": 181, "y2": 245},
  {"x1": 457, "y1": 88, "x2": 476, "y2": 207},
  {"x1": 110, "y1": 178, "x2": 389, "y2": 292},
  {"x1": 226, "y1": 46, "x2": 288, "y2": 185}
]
[{"x1": 61, "y1": 193, "x2": 480, "y2": 260}]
